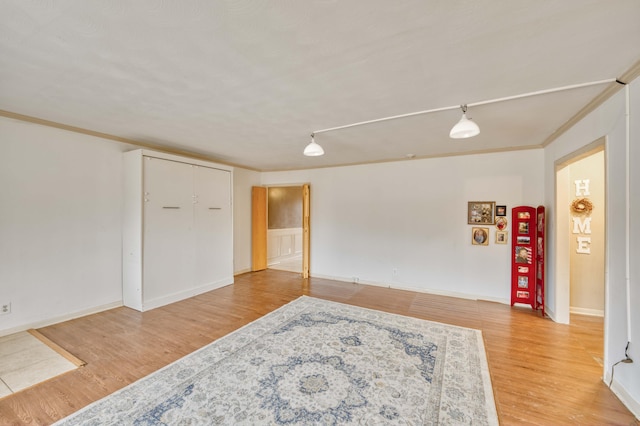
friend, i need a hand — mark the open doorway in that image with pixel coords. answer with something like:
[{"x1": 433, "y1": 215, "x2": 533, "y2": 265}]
[
  {"x1": 252, "y1": 185, "x2": 310, "y2": 277},
  {"x1": 555, "y1": 141, "x2": 605, "y2": 363},
  {"x1": 266, "y1": 186, "x2": 303, "y2": 273}
]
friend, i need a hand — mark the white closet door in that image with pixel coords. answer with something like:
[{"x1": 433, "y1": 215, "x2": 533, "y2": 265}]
[
  {"x1": 193, "y1": 166, "x2": 232, "y2": 287},
  {"x1": 143, "y1": 158, "x2": 195, "y2": 304}
]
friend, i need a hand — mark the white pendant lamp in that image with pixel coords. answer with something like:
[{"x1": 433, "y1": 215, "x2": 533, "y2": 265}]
[
  {"x1": 449, "y1": 105, "x2": 480, "y2": 139},
  {"x1": 303, "y1": 133, "x2": 324, "y2": 156}
]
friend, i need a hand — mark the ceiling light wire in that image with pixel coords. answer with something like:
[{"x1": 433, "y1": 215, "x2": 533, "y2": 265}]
[
  {"x1": 310, "y1": 78, "x2": 616, "y2": 136},
  {"x1": 305, "y1": 78, "x2": 616, "y2": 154}
]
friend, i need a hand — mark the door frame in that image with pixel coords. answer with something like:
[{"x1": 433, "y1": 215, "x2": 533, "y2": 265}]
[{"x1": 251, "y1": 184, "x2": 310, "y2": 278}]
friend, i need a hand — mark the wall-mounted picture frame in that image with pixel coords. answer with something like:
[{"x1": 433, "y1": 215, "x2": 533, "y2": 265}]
[
  {"x1": 495, "y1": 217, "x2": 508, "y2": 231},
  {"x1": 472, "y1": 227, "x2": 489, "y2": 245},
  {"x1": 496, "y1": 205, "x2": 507, "y2": 216},
  {"x1": 467, "y1": 201, "x2": 496, "y2": 225},
  {"x1": 496, "y1": 231, "x2": 508, "y2": 244}
]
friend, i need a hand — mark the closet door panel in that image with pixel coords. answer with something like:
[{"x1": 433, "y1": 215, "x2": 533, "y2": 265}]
[
  {"x1": 143, "y1": 158, "x2": 195, "y2": 303},
  {"x1": 194, "y1": 166, "x2": 232, "y2": 287}
]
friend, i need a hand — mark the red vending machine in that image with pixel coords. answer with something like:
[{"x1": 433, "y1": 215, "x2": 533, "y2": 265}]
[{"x1": 511, "y1": 206, "x2": 545, "y2": 315}]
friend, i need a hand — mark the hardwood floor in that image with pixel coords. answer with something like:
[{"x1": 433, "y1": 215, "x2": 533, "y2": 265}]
[{"x1": 0, "y1": 270, "x2": 636, "y2": 425}]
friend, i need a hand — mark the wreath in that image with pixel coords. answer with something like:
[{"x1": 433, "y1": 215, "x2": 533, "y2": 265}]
[{"x1": 571, "y1": 198, "x2": 593, "y2": 215}]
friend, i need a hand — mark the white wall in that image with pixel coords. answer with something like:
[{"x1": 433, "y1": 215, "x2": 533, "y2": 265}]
[
  {"x1": 0, "y1": 117, "x2": 128, "y2": 335},
  {"x1": 261, "y1": 150, "x2": 544, "y2": 302},
  {"x1": 543, "y1": 81, "x2": 639, "y2": 416},
  {"x1": 232, "y1": 167, "x2": 261, "y2": 274}
]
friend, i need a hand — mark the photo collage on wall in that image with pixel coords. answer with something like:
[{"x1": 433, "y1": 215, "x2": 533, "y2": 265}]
[{"x1": 468, "y1": 202, "x2": 508, "y2": 245}]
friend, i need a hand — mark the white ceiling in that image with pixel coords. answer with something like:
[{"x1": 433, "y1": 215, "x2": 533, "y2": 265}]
[{"x1": 1, "y1": 1, "x2": 639, "y2": 171}]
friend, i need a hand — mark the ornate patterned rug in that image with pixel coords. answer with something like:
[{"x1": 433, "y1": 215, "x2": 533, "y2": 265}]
[{"x1": 55, "y1": 296, "x2": 498, "y2": 425}]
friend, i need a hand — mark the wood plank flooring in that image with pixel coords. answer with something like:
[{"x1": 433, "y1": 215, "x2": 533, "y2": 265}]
[{"x1": 0, "y1": 270, "x2": 636, "y2": 425}]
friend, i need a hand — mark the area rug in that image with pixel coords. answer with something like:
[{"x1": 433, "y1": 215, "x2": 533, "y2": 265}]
[{"x1": 54, "y1": 296, "x2": 498, "y2": 425}]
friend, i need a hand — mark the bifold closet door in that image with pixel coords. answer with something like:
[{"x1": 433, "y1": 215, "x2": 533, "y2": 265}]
[
  {"x1": 194, "y1": 166, "x2": 232, "y2": 287},
  {"x1": 143, "y1": 158, "x2": 195, "y2": 303}
]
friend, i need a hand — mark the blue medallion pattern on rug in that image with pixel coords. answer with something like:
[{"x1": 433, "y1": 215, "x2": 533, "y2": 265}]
[
  {"x1": 274, "y1": 312, "x2": 438, "y2": 383},
  {"x1": 53, "y1": 296, "x2": 499, "y2": 425},
  {"x1": 257, "y1": 353, "x2": 368, "y2": 424}
]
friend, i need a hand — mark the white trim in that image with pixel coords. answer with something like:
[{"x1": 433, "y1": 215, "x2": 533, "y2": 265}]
[
  {"x1": 140, "y1": 280, "x2": 233, "y2": 312},
  {"x1": 570, "y1": 306, "x2": 604, "y2": 317},
  {"x1": 605, "y1": 375, "x2": 640, "y2": 419},
  {"x1": 311, "y1": 273, "x2": 510, "y2": 305},
  {"x1": 545, "y1": 306, "x2": 557, "y2": 322},
  {"x1": 0, "y1": 301, "x2": 122, "y2": 338},
  {"x1": 624, "y1": 84, "x2": 632, "y2": 343}
]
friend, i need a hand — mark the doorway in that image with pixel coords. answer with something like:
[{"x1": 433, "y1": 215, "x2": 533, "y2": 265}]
[
  {"x1": 266, "y1": 186, "x2": 303, "y2": 273},
  {"x1": 252, "y1": 184, "x2": 310, "y2": 277},
  {"x1": 555, "y1": 141, "x2": 605, "y2": 362}
]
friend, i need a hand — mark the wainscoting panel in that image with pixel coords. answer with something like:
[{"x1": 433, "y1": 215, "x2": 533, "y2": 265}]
[{"x1": 268, "y1": 228, "x2": 303, "y2": 264}]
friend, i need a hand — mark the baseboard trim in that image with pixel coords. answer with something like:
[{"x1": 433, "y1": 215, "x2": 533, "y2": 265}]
[
  {"x1": 141, "y1": 278, "x2": 234, "y2": 312},
  {"x1": 310, "y1": 273, "x2": 510, "y2": 305},
  {"x1": 605, "y1": 375, "x2": 640, "y2": 420},
  {"x1": 0, "y1": 301, "x2": 122, "y2": 338},
  {"x1": 545, "y1": 306, "x2": 557, "y2": 322},
  {"x1": 570, "y1": 306, "x2": 604, "y2": 317}
]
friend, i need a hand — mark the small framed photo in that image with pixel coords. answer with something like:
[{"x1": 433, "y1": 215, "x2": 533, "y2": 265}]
[
  {"x1": 496, "y1": 231, "x2": 508, "y2": 244},
  {"x1": 495, "y1": 217, "x2": 508, "y2": 231},
  {"x1": 516, "y1": 290, "x2": 529, "y2": 299},
  {"x1": 517, "y1": 276, "x2": 529, "y2": 288},
  {"x1": 467, "y1": 201, "x2": 496, "y2": 225},
  {"x1": 518, "y1": 222, "x2": 529, "y2": 234},
  {"x1": 471, "y1": 227, "x2": 489, "y2": 245},
  {"x1": 515, "y1": 246, "x2": 532, "y2": 264},
  {"x1": 516, "y1": 236, "x2": 530, "y2": 244},
  {"x1": 496, "y1": 205, "x2": 507, "y2": 217}
]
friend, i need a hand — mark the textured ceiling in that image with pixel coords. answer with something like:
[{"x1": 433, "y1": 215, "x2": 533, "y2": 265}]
[{"x1": 1, "y1": 1, "x2": 639, "y2": 171}]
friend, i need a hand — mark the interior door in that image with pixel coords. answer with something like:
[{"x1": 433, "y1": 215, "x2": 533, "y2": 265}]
[
  {"x1": 194, "y1": 166, "x2": 232, "y2": 286},
  {"x1": 252, "y1": 186, "x2": 267, "y2": 271},
  {"x1": 143, "y1": 158, "x2": 194, "y2": 303}
]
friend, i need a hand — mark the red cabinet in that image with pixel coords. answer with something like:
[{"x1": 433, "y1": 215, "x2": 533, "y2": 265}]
[{"x1": 510, "y1": 206, "x2": 545, "y2": 316}]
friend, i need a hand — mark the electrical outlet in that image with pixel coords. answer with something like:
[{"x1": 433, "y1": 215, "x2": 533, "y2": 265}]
[{"x1": 0, "y1": 302, "x2": 10, "y2": 315}]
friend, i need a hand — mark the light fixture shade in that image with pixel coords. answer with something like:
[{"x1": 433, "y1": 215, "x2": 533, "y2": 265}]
[
  {"x1": 304, "y1": 136, "x2": 324, "y2": 156},
  {"x1": 449, "y1": 113, "x2": 480, "y2": 139}
]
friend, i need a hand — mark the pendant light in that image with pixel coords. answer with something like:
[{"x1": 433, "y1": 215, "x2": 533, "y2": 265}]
[
  {"x1": 449, "y1": 105, "x2": 480, "y2": 139},
  {"x1": 303, "y1": 133, "x2": 324, "y2": 156}
]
